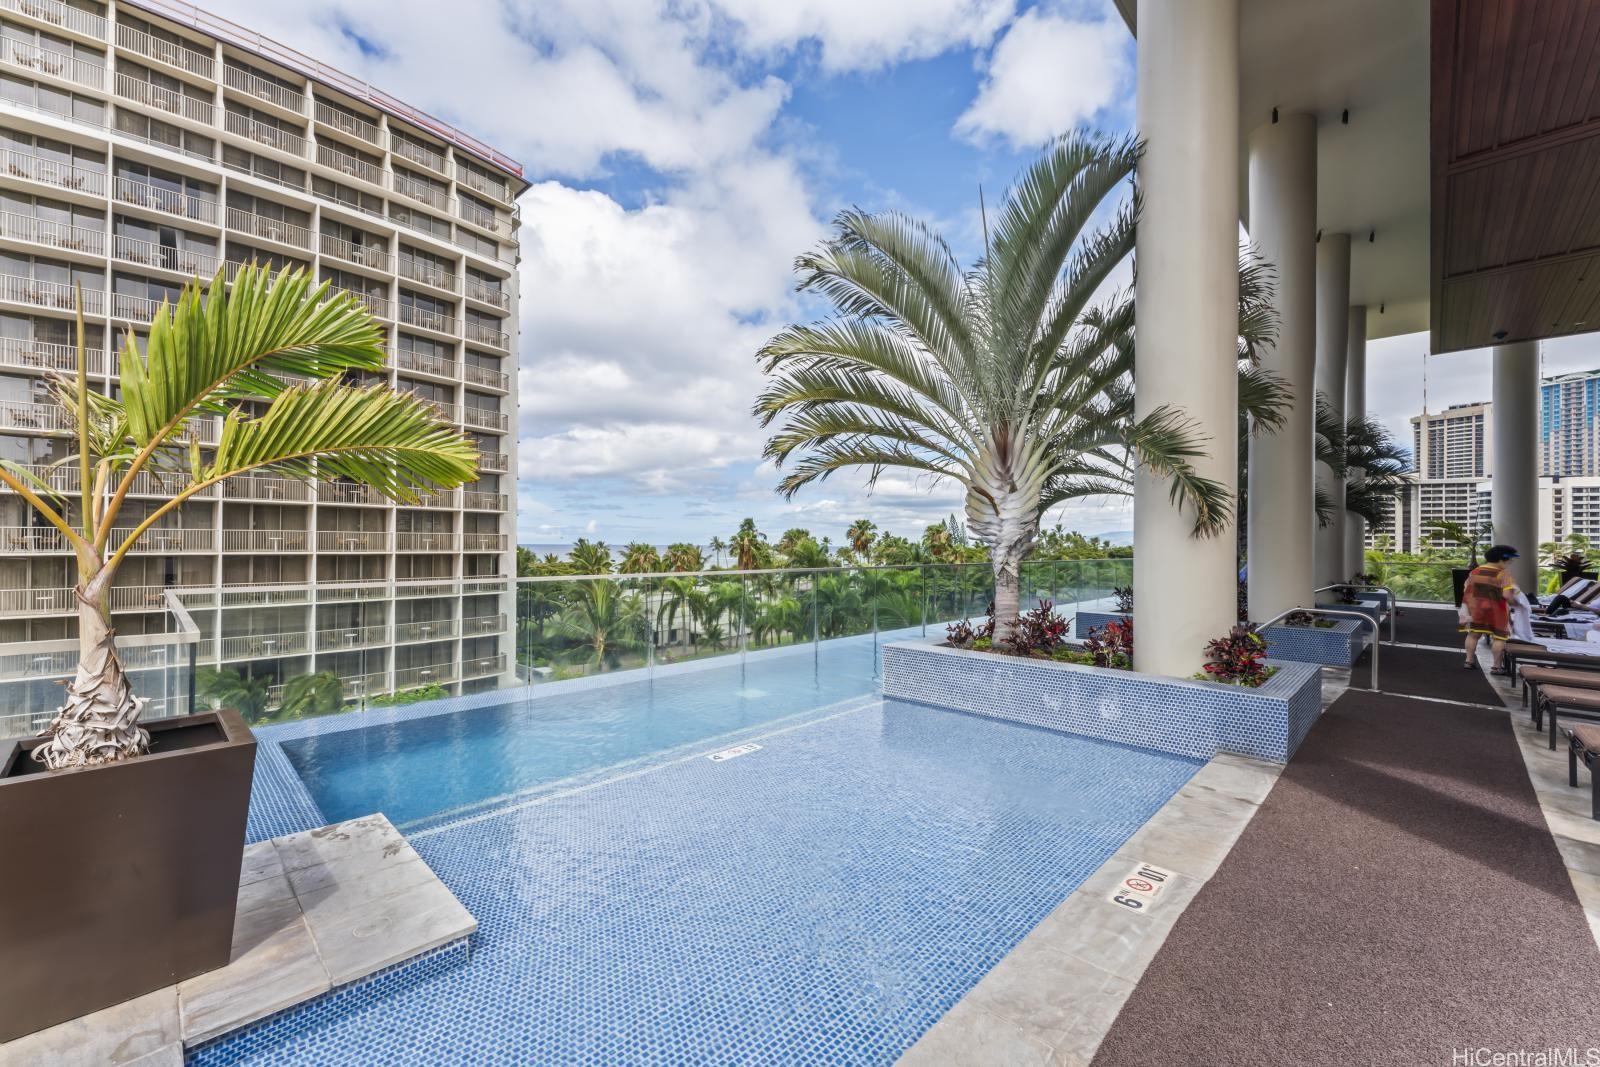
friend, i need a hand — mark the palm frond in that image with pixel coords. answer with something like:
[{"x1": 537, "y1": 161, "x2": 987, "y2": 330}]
[{"x1": 1124, "y1": 405, "x2": 1233, "y2": 537}]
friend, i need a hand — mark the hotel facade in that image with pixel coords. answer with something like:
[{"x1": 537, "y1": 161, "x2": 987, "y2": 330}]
[{"x1": 0, "y1": 0, "x2": 525, "y2": 725}]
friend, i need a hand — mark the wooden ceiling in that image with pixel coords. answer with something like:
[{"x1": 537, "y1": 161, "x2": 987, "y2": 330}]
[{"x1": 1432, "y1": 0, "x2": 1600, "y2": 353}]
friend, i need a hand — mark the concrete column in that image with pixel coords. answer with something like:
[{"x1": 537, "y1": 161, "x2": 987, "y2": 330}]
[
  {"x1": 1246, "y1": 113, "x2": 1317, "y2": 623},
  {"x1": 1492, "y1": 341, "x2": 1539, "y2": 593},
  {"x1": 1313, "y1": 233, "x2": 1351, "y2": 585},
  {"x1": 1132, "y1": 0, "x2": 1239, "y2": 676},
  {"x1": 1343, "y1": 306, "x2": 1368, "y2": 576}
]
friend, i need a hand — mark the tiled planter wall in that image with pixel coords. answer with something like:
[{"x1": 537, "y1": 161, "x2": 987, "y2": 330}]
[
  {"x1": 1261, "y1": 619, "x2": 1366, "y2": 667},
  {"x1": 1074, "y1": 611, "x2": 1131, "y2": 640},
  {"x1": 882, "y1": 638, "x2": 1323, "y2": 764}
]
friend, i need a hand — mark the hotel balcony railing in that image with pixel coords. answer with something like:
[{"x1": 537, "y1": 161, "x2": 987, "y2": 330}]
[
  {"x1": 464, "y1": 277, "x2": 510, "y2": 310},
  {"x1": 395, "y1": 579, "x2": 457, "y2": 599},
  {"x1": 0, "y1": 211, "x2": 106, "y2": 256},
  {"x1": 395, "y1": 531, "x2": 457, "y2": 552},
  {"x1": 113, "y1": 235, "x2": 218, "y2": 278},
  {"x1": 313, "y1": 102, "x2": 381, "y2": 147},
  {"x1": 455, "y1": 165, "x2": 510, "y2": 205},
  {"x1": 317, "y1": 480, "x2": 385, "y2": 505},
  {"x1": 315, "y1": 142, "x2": 383, "y2": 186},
  {"x1": 222, "y1": 473, "x2": 309, "y2": 501},
  {"x1": 222, "y1": 529, "x2": 309, "y2": 551},
  {"x1": 0, "y1": 526, "x2": 68, "y2": 552},
  {"x1": 461, "y1": 613, "x2": 506, "y2": 636},
  {"x1": 0, "y1": 461, "x2": 76, "y2": 494},
  {"x1": 326, "y1": 284, "x2": 390, "y2": 318},
  {"x1": 464, "y1": 363, "x2": 509, "y2": 390},
  {"x1": 314, "y1": 581, "x2": 390, "y2": 602},
  {"x1": 219, "y1": 584, "x2": 311, "y2": 607},
  {"x1": 114, "y1": 23, "x2": 213, "y2": 78},
  {"x1": 111, "y1": 526, "x2": 214, "y2": 552},
  {"x1": 462, "y1": 406, "x2": 509, "y2": 432},
  {"x1": 462, "y1": 490, "x2": 506, "y2": 511},
  {"x1": 176, "y1": 417, "x2": 219, "y2": 444},
  {"x1": 111, "y1": 292, "x2": 164, "y2": 323},
  {"x1": 0, "y1": 37, "x2": 104, "y2": 90},
  {"x1": 0, "y1": 401, "x2": 70, "y2": 432},
  {"x1": 393, "y1": 348, "x2": 455, "y2": 379},
  {"x1": 317, "y1": 529, "x2": 389, "y2": 552},
  {"x1": 223, "y1": 112, "x2": 306, "y2": 157},
  {"x1": 129, "y1": 468, "x2": 214, "y2": 496},
  {"x1": 414, "y1": 488, "x2": 458, "y2": 509},
  {"x1": 462, "y1": 653, "x2": 506, "y2": 679},
  {"x1": 2, "y1": 0, "x2": 108, "y2": 40},
  {"x1": 315, "y1": 623, "x2": 389, "y2": 651},
  {"x1": 320, "y1": 232, "x2": 393, "y2": 272},
  {"x1": 0, "y1": 274, "x2": 103, "y2": 314},
  {"x1": 223, "y1": 65, "x2": 306, "y2": 115},
  {"x1": 391, "y1": 137, "x2": 446, "y2": 175},
  {"x1": 462, "y1": 576, "x2": 507, "y2": 593},
  {"x1": 464, "y1": 321, "x2": 509, "y2": 350},
  {"x1": 476, "y1": 450, "x2": 508, "y2": 473},
  {"x1": 2, "y1": 149, "x2": 107, "y2": 196},
  {"x1": 396, "y1": 255, "x2": 456, "y2": 293},
  {"x1": 226, "y1": 207, "x2": 311, "y2": 249},
  {"x1": 0, "y1": 336, "x2": 98, "y2": 373},
  {"x1": 462, "y1": 532, "x2": 508, "y2": 552},
  {"x1": 397, "y1": 303, "x2": 455, "y2": 334},
  {"x1": 112, "y1": 584, "x2": 205, "y2": 612},
  {"x1": 113, "y1": 72, "x2": 215, "y2": 126},
  {"x1": 0, "y1": 586, "x2": 74, "y2": 613},
  {"x1": 392, "y1": 171, "x2": 449, "y2": 210},
  {"x1": 394, "y1": 618, "x2": 456, "y2": 643},
  {"x1": 220, "y1": 156, "x2": 304, "y2": 193},
  {"x1": 393, "y1": 661, "x2": 456, "y2": 688},
  {"x1": 220, "y1": 631, "x2": 310, "y2": 660},
  {"x1": 114, "y1": 175, "x2": 218, "y2": 224},
  {"x1": 457, "y1": 199, "x2": 510, "y2": 235}
]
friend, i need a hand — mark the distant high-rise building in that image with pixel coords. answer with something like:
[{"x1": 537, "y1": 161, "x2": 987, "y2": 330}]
[
  {"x1": 1541, "y1": 369, "x2": 1600, "y2": 478},
  {"x1": 1411, "y1": 402, "x2": 1490, "y2": 480}
]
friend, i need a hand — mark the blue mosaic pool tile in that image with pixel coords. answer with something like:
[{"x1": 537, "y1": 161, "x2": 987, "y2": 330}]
[{"x1": 1262, "y1": 618, "x2": 1367, "y2": 667}]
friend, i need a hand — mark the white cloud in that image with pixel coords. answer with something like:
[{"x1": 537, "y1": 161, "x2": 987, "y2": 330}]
[
  {"x1": 711, "y1": 0, "x2": 1015, "y2": 71},
  {"x1": 955, "y1": 4, "x2": 1130, "y2": 148}
]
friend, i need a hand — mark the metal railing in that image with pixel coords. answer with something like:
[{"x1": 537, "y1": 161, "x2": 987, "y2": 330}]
[
  {"x1": 455, "y1": 164, "x2": 510, "y2": 204},
  {"x1": 1259, "y1": 606, "x2": 1380, "y2": 689},
  {"x1": 2, "y1": 0, "x2": 108, "y2": 40},
  {"x1": 113, "y1": 234, "x2": 218, "y2": 277},
  {"x1": 0, "y1": 336, "x2": 93, "y2": 373},
  {"x1": 115, "y1": 22, "x2": 213, "y2": 78},
  {"x1": 0, "y1": 400, "x2": 71, "y2": 432},
  {"x1": 476, "y1": 450, "x2": 508, "y2": 473},
  {"x1": 328, "y1": 284, "x2": 389, "y2": 318},
  {"x1": 222, "y1": 473, "x2": 309, "y2": 500},
  {"x1": 0, "y1": 36, "x2": 105, "y2": 89},
  {"x1": 2, "y1": 148, "x2": 107, "y2": 196},
  {"x1": 465, "y1": 321, "x2": 509, "y2": 349},
  {"x1": 464, "y1": 276, "x2": 510, "y2": 309},
  {"x1": 318, "y1": 530, "x2": 388, "y2": 551},
  {"x1": 397, "y1": 303, "x2": 455, "y2": 333},
  {"x1": 314, "y1": 101, "x2": 381, "y2": 146},
  {"x1": 393, "y1": 348, "x2": 455, "y2": 379},
  {"x1": 111, "y1": 526, "x2": 214, "y2": 552},
  {"x1": 0, "y1": 211, "x2": 106, "y2": 256},
  {"x1": 397, "y1": 254, "x2": 456, "y2": 292},
  {"x1": 395, "y1": 619, "x2": 456, "y2": 643},
  {"x1": 223, "y1": 64, "x2": 305, "y2": 114},
  {"x1": 393, "y1": 661, "x2": 455, "y2": 688},
  {"x1": 221, "y1": 529, "x2": 309, "y2": 551},
  {"x1": 395, "y1": 531, "x2": 457, "y2": 552},
  {"x1": 114, "y1": 175, "x2": 218, "y2": 223},
  {"x1": 220, "y1": 631, "x2": 309, "y2": 659},
  {"x1": 0, "y1": 526, "x2": 67, "y2": 552},
  {"x1": 114, "y1": 72, "x2": 215, "y2": 125},
  {"x1": 462, "y1": 406, "x2": 509, "y2": 431},
  {"x1": 1314, "y1": 583, "x2": 1397, "y2": 644},
  {"x1": 317, "y1": 480, "x2": 385, "y2": 505},
  {"x1": 464, "y1": 362, "x2": 509, "y2": 390},
  {"x1": 315, "y1": 142, "x2": 382, "y2": 185},
  {"x1": 462, "y1": 490, "x2": 505, "y2": 510},
  {"x1": 0, "y1": 274, "x2": 103, "y2": 314},
  {"x1": 223, "y1": 111, "x2": 306, "y2": 156},
  {"x1": 391, "y1": 136, "x2": 445, "y2": 174},
  {"x1": 320, "y1": 232, "x2": 392, "y2": 271},
  {"x1": 225, "y1": 206, "x2": 311, "y2": 248},
  {"x1": 392, "y1": 170, "x2": 449, "y2": 209},
  {"x1": 314, "y1": 624, "x2": 389, "y2": 651}
]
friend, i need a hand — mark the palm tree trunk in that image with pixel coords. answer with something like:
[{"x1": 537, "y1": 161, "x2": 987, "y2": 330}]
[
  {"x1": 992, "y1": 545, "x2": 1024, "y2": 646},
  {"x1": 32, "y1": 588, "x2": 150, "y2": 769}
]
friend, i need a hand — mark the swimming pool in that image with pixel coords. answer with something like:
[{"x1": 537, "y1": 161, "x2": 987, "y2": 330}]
[{"x1": 217, "y1": 642, "x2": 1201, "y2": 1065}]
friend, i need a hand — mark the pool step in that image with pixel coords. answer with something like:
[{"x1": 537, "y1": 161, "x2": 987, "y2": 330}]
[{"x1": 7, "y1": 813, "x2": 474, "y2": 1064}]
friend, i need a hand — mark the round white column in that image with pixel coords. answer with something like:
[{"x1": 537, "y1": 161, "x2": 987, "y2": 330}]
[
  {"x1": 1314, "y1": 233, "x2": 1351, "y2": 585},
  {"x1": 1246, "y1": 113, "x2": 1317, "y2": 624},
  {"x1": 1492, "y1": 341, "x2": 1539, "y2": 593},
  {"x1": 1343, "y1": 305, "x2": 1368, "y2": 576},
  {"x1": 1132, "y1": 0, "x2": 1239, "y2": 676}
]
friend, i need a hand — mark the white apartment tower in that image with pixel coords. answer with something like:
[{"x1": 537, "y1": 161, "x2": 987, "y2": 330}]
[{"x1": 0, "y1": 0, "x2": 525, "y2": 722}]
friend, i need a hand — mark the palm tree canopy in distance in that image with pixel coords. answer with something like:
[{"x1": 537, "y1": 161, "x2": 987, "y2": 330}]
[
  {"x1": 754, "y1": 131, "x2": 1287, "y2": 639},
  {"x1": 11, "y1": 265, "x2": 479, "y2": 768}
]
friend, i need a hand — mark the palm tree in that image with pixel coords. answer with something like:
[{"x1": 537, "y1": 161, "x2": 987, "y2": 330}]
[
  {"x1": 846, "y1": 518, "x2": 877, "y2": 558},
  {"x1": 729, "y1": 518, "x2": 767, "y2": 571},
  {"x1": 1424, "y1": 519, "x2": 1494, "y2": 567},
  {"x1": 569, "y1": 538, "x2": 612, "y2": 575},
  {"x1": 13, "y1": 267, "x2": 476, "y2": 768},
  {"x1": 196, "y1": 666, "x2": 271, "y2": 725},
  {"x1": 618, "y1": 541, "x2": 661, "y2": 574},
  {"x1": 755, "y1": 134, "x2": 1286, "y2": 642},
  {"x1": 665, "y1": 542, "x2": 706, "y2": 571},
  {"x1": 277, "y1": 671, "x2": 344, "y2": 720},
  {"x1": 656, "y1": 575, "x2": 699, "y2": 651},
  {"x1": 1341, "y1": 412, "x2": 1409, "y2": 530},
  {"x1": 557, "y1": 580, "x2": 644, "y2": 669},
  {"x1": 708, "y1": 535, "x2": 727, "y2": 567}
]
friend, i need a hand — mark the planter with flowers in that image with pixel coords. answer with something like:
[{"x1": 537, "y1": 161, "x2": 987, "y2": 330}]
[
  {"x1": 1260, "y1": 609, "x2": 1367, "y2": 667},
  {"x1": 883, "y1": 604, "x2": 1322, "y2": 764}
]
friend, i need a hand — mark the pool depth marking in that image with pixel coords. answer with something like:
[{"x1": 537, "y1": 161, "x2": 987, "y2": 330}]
[
  {"x1": 1107, "y1": 861, "x2": 1176, "y2": 913},
  {"x1": 707, "y1": 743, "x2": 761, "y2": 762}
]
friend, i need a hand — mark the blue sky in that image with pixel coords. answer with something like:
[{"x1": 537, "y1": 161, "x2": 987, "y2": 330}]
[{"x1": 198, "y1": 0, "x2": 1597, "y2": 551}]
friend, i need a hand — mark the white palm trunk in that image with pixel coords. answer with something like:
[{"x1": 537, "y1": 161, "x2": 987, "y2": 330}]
[
  {"x1": 965, "y1": 433, "x2": 1049, "y2": 645},
  {"x1": 32, "y1": 582, "x2": 150, "y2": 769}
]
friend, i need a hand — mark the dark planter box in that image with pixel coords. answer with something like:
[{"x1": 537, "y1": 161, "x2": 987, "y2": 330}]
[{"x1": 0, "y1": 710, "x2": 256, "y2": 1041}]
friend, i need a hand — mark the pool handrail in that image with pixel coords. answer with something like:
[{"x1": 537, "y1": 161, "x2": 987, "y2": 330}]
[
  {"x1": 1258, "y1": 606, "x2": 1379, "y2": 690},
  {"x1": 1314, "y1": 583, "x2": 1397, "y2": 645}
]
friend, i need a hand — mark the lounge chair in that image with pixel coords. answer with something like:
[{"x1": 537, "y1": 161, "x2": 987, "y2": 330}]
[
  {"x1": 1504, "y1": 641, "x2": 1600, "y2": 680},
  {"x1": 1521, "y1": 666, "x2": 1600, "y2": 728},
  {"x1": 1565, "y1": 724, "x2": 1600, "y2": 820},
  {"x1": 1540, "y1": 685, "x2": 1600, "y2": 749}
]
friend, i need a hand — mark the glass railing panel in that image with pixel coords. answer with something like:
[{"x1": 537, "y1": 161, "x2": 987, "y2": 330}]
[{"x1": 1363, "y1": 561, "x2": 1457, "y2": 605}]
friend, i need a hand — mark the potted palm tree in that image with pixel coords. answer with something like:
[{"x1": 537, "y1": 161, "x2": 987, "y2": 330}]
[{"x1": 0, "y1": 266, "x2": 478, "y2": 1041}]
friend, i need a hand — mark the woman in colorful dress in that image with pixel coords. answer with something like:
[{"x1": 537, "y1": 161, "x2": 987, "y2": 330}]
[{"x1": 1459, "y1": 545, "x2": 1528, "y2": 675}]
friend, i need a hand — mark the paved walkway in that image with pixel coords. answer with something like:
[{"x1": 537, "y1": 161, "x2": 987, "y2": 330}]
[{"x1": 1091, "y1": 685, "x2": 1600, "y2": 1066}]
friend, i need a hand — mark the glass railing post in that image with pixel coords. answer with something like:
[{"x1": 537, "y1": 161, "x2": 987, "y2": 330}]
[
  {"x1": 919, "y1": 565, "x2": 928, "y2": 637},
  {"x1": 644, "y1": 576, "x2": 655, "y2": 679},
  {"x1": 739, "y1": 575, "x2": 747, "y2": 684},
  {"x1": 812, "y1": 581, "x2": 820, "y2": 678}
]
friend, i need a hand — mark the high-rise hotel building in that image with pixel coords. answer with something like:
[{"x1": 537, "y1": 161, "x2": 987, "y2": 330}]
[{"x1": 0, "y1": 0, "x2": 525, "y2": 721}]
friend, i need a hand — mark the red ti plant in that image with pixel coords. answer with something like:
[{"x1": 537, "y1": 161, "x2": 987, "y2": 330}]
[
  {"x1": 1084, "y1": 618, "x2": 1134, "y2": 668},
  {"x1": 1200, "y1": 624, "x2": 1270, "y2": 687},
  {"x1": 1005, "y1": 600, "x2": 1070, "y2": 656}
]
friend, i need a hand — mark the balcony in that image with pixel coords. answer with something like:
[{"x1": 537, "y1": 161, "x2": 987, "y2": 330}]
[
  {"x1": 0, "y1": 401, "x2": 70, "y2": 433},
  {"x1": 462, "y1": 490, "x2": 506, "y2": 511},
  {"x1": 464, "y1": 362, "x2": 509, "y2": 391},
  {"x1": 476, "y1": 450, "x2": 508, "y2": 473},
  {"x1": 464, "y1": 276, "x2": 511, "y2": 310},
  {"x1": 223, "y1": 65, "x2": 305, "y2": 115},
  {"x1": 320, "y1": 232, "x2": 393, "y2": 272},
  {"x1": 113, "y1": 175, "x2": 218, "y2": 224},
  {"x1": 317, "y1": 530, "x2": 389, "y2": 552},
  {"x1": 111, "y1": 526, "x2": 215, "y2": 552},
  {"x1": 225, "y1": 207, "x2": 311, "y2": 250},
  {"x1": 114, "y1": 23, "x2": 213, "y2": 78},
  {"x1": 0, "y1": 211, "x2": 105, "y2": 257},
  {"x1": 313, "y1": 102, "x2": 381, "y2": 147},
  {"x1": 461, "y1": 613, "x2": 506, "y2": 636},
  {"x1": 113, "y1": 235, "x2": 218, "y2": 279},
  {"x1": 0, "y1": 586, "x2": 73, "y2": 613},
  {"x1": 0, "y1": 526, "x2": 68, "y2": 552},
  {"x1": 395, "y1": 579, "x2": 457, "y2": 599},
  {"x1": 391, "y1": 137, "x2": 446, "y2": 175},
  {"x1": 397, "y1": 303, "x2": 456, "y2": 335},
  {"x1": 0, "y1": 274, "x2": 102, "y2": 314},
  {"x1": 218, "y1": 584, "x2": 310, "y2": 607},
  {"x1": 394, "y1": 619, "x2": 457, "y2": 643},
  {"x1": 219, "y1": 631, "x2": 310, "y2": 660},
  {"x1": 397, "y1": 254, "x2": 456, "y2": 293},
  {"x1": 328, "y1": 284, "x2": 390, "y2": 319},
  {"x1": 463, "y1": 532, "x2": 508, "y2": 551},
  {"x1": 221, "y1": 529, "x2": 309, "y2": 551},
  {"x1": 463, "y1": 406, "x2": 509, "y2": 432},
  {"x1": 393, "y1": 661, "x2": 456, "y2": 688},
  {"x1": 313, "y1": 580, "x2": 389, "y2": 602},
  {"x1": 0, "y1": 0, "x2": 107, "y2": 41},
  {"x1": 223, "y1": 112, "x2": 307, "y2": 157},
  {"x1": 315, "y1": 143, "x2": 382, "y2": 186},
  {"x1": 2, "y1": 149, "x2": 107, "y2": 197},
  {"x1": 317, "y1": 480, "x2": 385, "y2": 505},
  {"x1": 111, "y1": 292, "x2": 165, "y2": 323},
  {"x1": 222, "y1": 474, "x2": 310, "y2": 501},
  {"x1": 111, "y1": 584, "x2": 204, "y2": 612},
  {"x1": 461, "y1": 653, "x2": 506, "y2": 679},
  {"x1": 395, "y1": 531, "x2": 458, "y2": 552},
  {"x1": 128, "y1": 469, "x2": 213, "y2": 497},
  {"x1": 0, "y1": 336, "x2": 98, "y2": 373},
  {"x1": 465, "y1": 321, "x2": 509, "y2": 350},
  {"x1": 455, "y1": 165, "x2": 510, "y2": 205},
  {"x1": 392, "y1": 171, "x2": 449, "y2": 210},
  {"x1": 113, "y1": 72, "x2": 215, "y2": 126},
  {"x1": 458, "y1": 199, "x2": 512, "y2": 236},
  {"x1": 414, "y1": 488, "x2": 458, "y2": 509},
  {"x1": 315, "y1": 623, "x2": 388, "y2": 651},
  {"x1": 0, "y1": 37, "x2": 105, "y2": 90}
]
